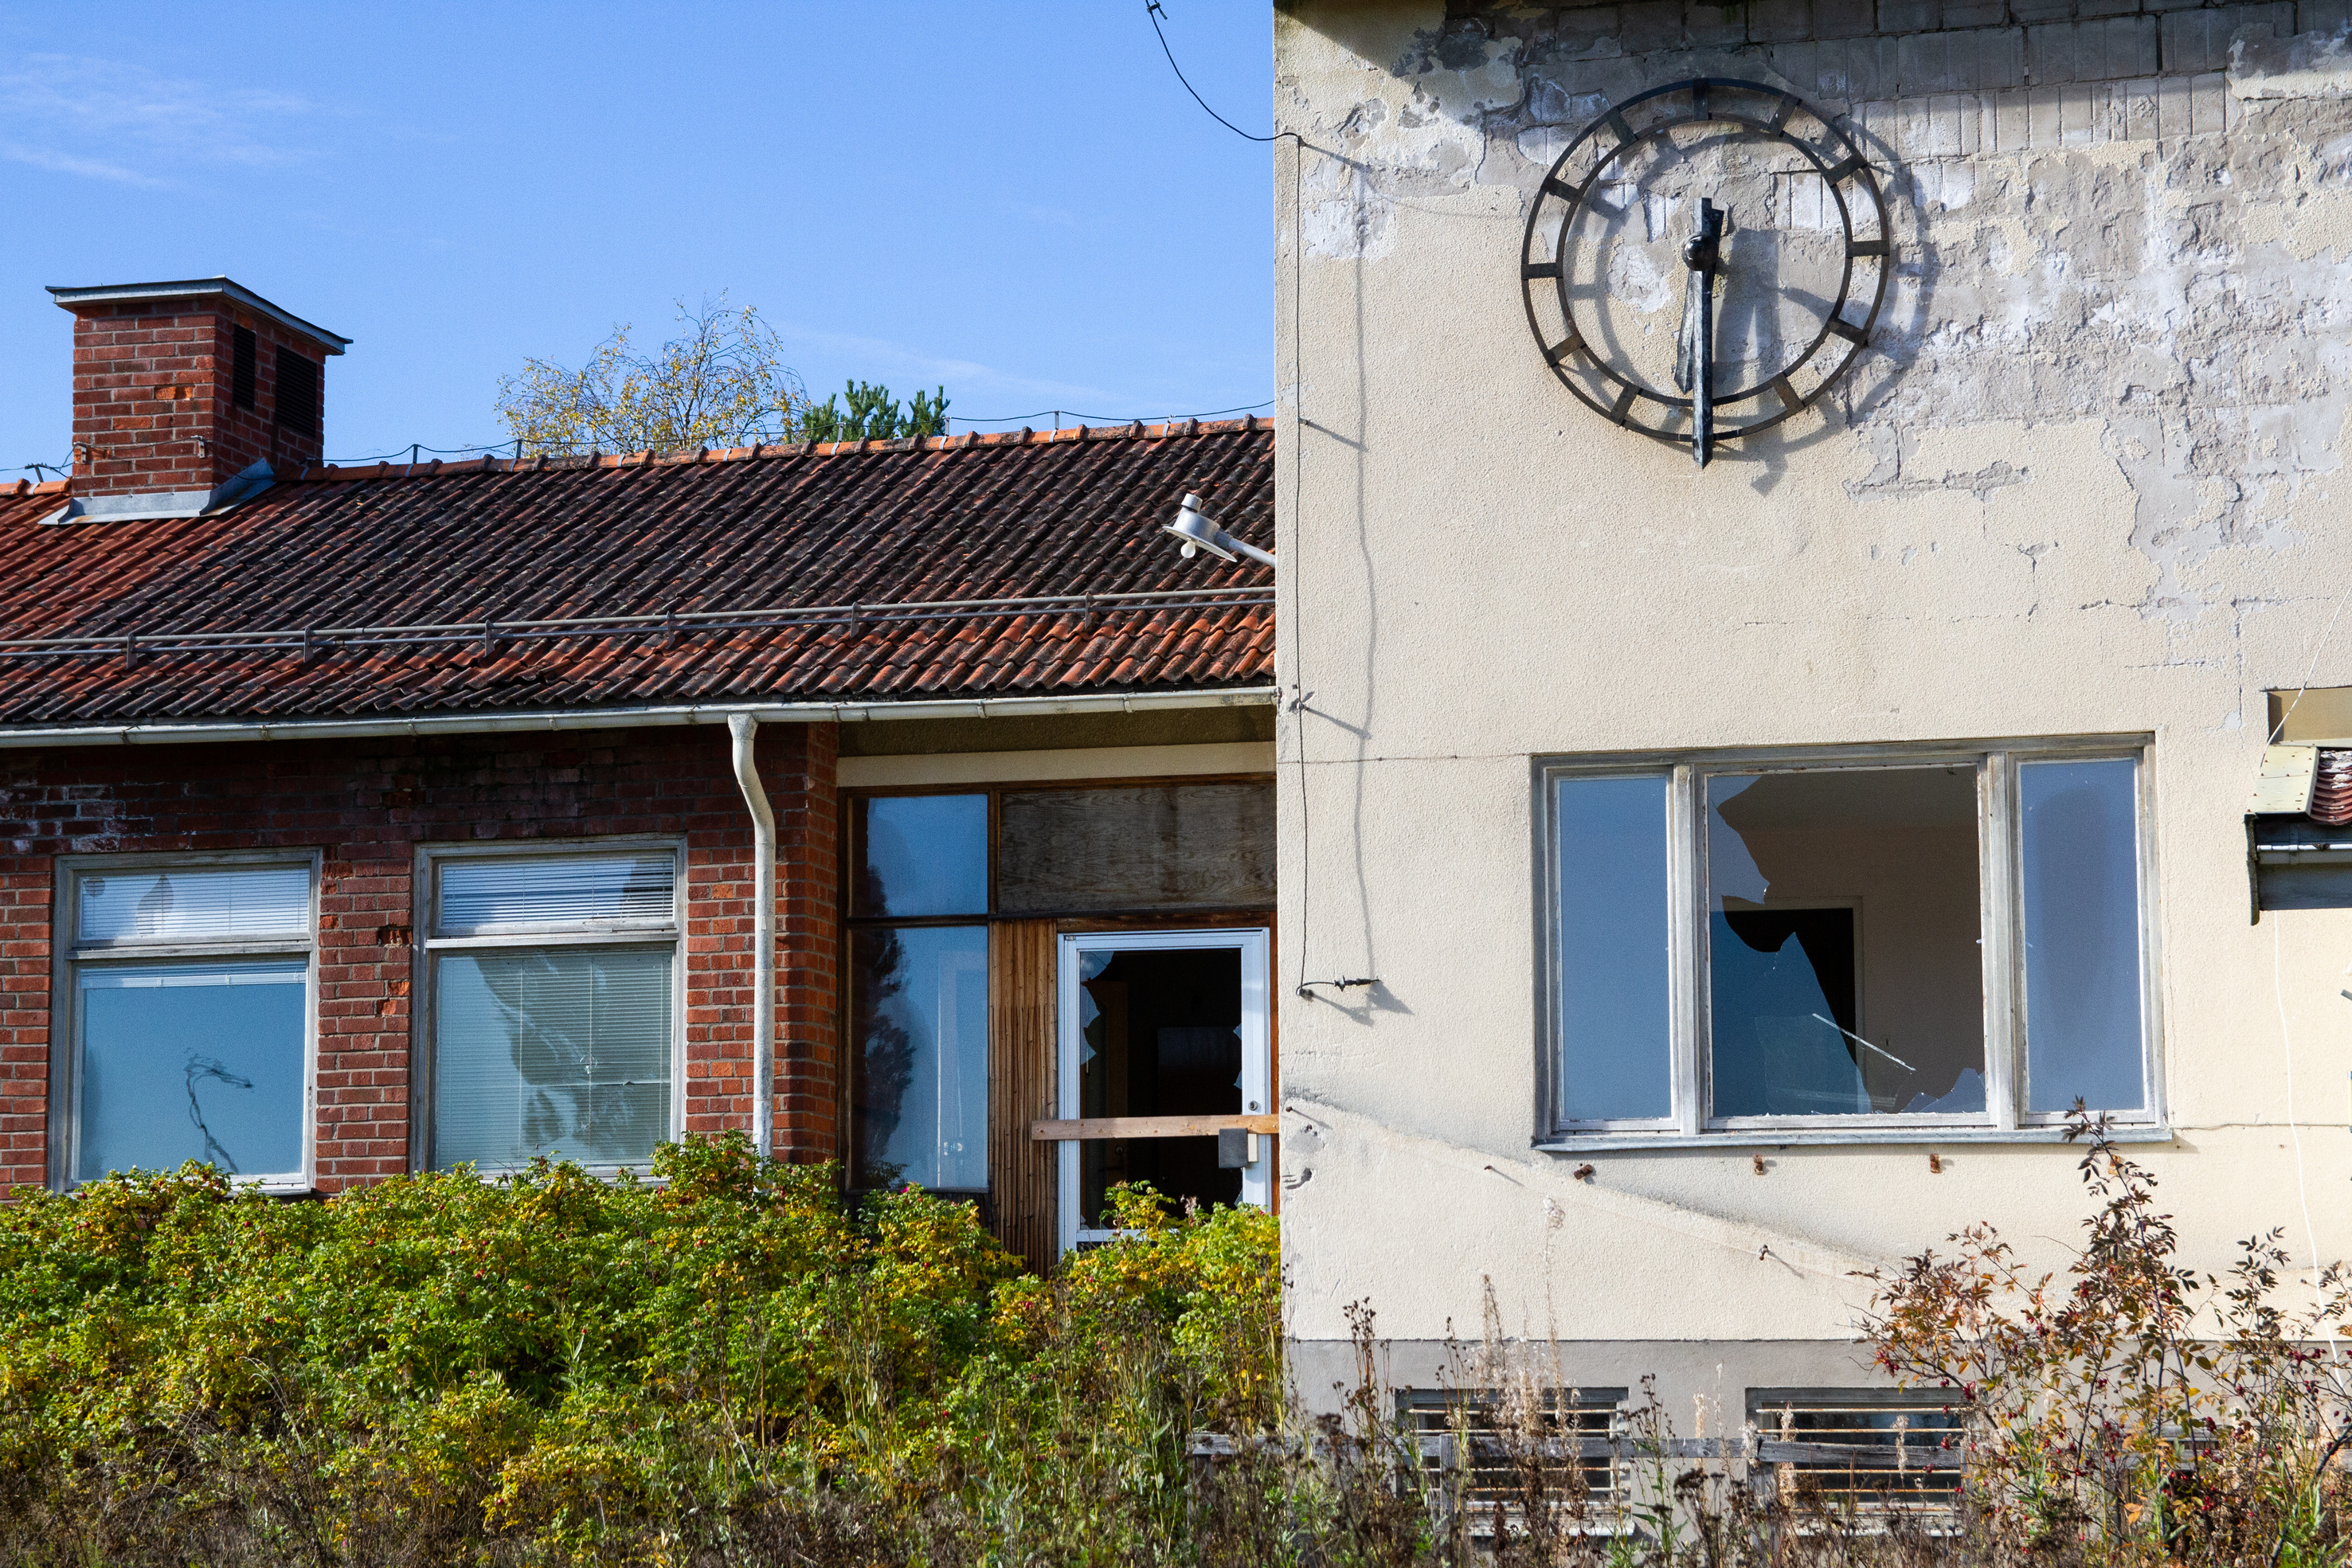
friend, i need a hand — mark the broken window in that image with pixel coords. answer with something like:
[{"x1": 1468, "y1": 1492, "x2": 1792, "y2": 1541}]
[
  {"x1": 1708, "y1": 767, "x2": 1983, "y2": 1120},
  {"x1": 63, "y1": 858, "x2": 315, "y2": 1187},
  {"x1": 1075, "y1": 944, "x2": 1246, "y2": 1227},
  {"x1": 425, "y1": 846, "x2": 680, "y2": 1173},
  {"x1": 1544, "y1": 743, "x2": 2153, "y2": 1139}
]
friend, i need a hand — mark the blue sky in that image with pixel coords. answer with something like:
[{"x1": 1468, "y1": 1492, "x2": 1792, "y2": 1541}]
[{"x1": 0, "y1": 2, "x2": 1275, "y2": 468}]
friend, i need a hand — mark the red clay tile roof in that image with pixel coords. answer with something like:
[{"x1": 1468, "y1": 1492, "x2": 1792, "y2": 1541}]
[{"x1": 0, "y1": 419, "x2": 1274, "y2": 727}]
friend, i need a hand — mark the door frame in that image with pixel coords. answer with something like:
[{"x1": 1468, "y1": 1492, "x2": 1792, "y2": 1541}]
[{"x1": 1055, "y1": 925, "x2": 1272, "y2": 1252}]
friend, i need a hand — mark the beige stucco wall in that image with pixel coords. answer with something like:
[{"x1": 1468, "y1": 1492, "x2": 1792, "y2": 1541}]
[{"x1": 1272, "y1": 0, "x2": 2352, "y2": 1394}]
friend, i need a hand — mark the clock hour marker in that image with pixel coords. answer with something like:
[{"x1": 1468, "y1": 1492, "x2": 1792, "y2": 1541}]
[
  {"x1": 1545, "y1": 334, "x2": 1585, "y2": 366},
  {"x1": 1822, "y1": 154, "x2": 1865, "y2": 185},
  {"x1": 1543, "y1": 174, "x2": 1587, "y2": 205},
  {"x1": 1523, "y1": 260, "x2": 1563, "y2": 282},
  {"x1": 1774, "y1": 376, "x2": 1803, "y2": 413},
  {"x1": 1826, "y1": 317, "x2": 1867, "y2": 345},
  {"x1": 1605, "y1": 111, "x2": 1634, "y2": 147},
  {"x1": 1609, "y1": 385, "x2": 1638, "y2": 424},
  {"x1": 1849, "y1": 239, "x2": 1891, "y2": 258},
  {"x1": 1768, "y1": 96, "x2": 1798, "y2": 131}
]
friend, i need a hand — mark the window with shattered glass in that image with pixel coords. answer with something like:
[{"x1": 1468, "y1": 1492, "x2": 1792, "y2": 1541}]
[{"x1": 1544, "y1": 744, "x2": 2152, "y2": 1139}]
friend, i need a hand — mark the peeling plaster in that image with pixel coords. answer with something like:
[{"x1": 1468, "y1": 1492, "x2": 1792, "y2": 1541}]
[{"x1": 1288, "y1": 3, "x2": 2352, "y2": 633}]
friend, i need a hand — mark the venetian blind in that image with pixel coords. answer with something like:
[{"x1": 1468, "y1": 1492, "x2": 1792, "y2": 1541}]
[
  {"x1": 78, "y1": 865, "x2": 311, "y2": 945},
  {"x1": 433, "y1": 947, "x2": 672, "y2": 1171},
  {"x1": 436, "y1": 854, "x2": 675, "y2": 935}
]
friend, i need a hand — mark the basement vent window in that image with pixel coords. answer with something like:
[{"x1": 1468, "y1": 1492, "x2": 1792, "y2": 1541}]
[
  {"x1": 1747, "y1": 1390, "x2": 1964, "y2": 1515},
  {"x1": 273, "y1": 345, "x2": 319, "y2": 436},
  {"x1": 1541, "y1": 741, "x2": 2156, "y2": 1144},
  {"x1": 1401, "y1": 1387, "x2": 1628, "y2": 1527},
  {"x1": 232, "y1": 325, "x2": 256, "y2": 411}
]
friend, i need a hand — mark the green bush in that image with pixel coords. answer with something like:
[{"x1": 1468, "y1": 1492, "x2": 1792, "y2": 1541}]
[{"x1": 0, "y1": 1137, "x2": 1280, "y2": 1566}]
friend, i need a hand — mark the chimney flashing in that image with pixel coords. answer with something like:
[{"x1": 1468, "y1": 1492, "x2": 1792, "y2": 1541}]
[
  {"x1": 38, "y1": 461, "x2": 276, "y2": 526},
  {"x1": 47, "y1": 278, "x2": 349, "y2": 354}
]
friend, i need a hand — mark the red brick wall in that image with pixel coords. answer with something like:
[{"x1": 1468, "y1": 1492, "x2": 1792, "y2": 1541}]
[
  {"x1": 61, "y1": 296, "x2": 328, "y2": 499},
  {"x1": 0, "y1": 721, "x2": 840, "y2": 1194},
  {"x1": 776, "y1": 720, "x2": 839, "y2": 1159}
]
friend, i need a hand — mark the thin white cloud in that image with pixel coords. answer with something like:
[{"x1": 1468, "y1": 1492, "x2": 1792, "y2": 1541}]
[
  {"x1": 772, "y1": 319, "x2": 1124, "y2": 412},
  {"x1": 0, "y1": 53, "x2": 323, "y2": 186},
  {"x1": 0, "y1": 139, "x2": 160, "y2": 186}
]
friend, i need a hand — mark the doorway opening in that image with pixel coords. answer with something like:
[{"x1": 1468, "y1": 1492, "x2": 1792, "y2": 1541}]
[{"x1": 1056, "y1": 928, "x2": 1270, "y2": 1250}]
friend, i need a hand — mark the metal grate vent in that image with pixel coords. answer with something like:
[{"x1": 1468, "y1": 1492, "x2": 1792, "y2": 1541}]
[
  {"x1": 1403, "y1": 1386, "x2": 1627, "y2": 1527},
  {"x1": 273, "y1": 345, "x2": 319, "y2": 436},
  {"x1": 232, "y1": 326, "x2": 256, "y2": 411},
  {"x1": 1746, "y1": 1390, "x2": 1965, "y2": 1514}
]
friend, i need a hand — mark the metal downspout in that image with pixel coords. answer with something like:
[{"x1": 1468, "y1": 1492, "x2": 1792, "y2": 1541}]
[{"x1": 727, "y1": 714, "x2": 777, "y2": 1156}]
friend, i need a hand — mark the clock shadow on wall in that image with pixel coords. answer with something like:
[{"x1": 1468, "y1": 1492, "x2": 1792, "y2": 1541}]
[{"x1": 1518, "y1": 78, "x2": 1931, "y2": 492}]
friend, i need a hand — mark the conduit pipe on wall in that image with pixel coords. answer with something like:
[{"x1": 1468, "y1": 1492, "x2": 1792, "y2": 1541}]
[{"x1": 727, "y1": 714, "x2": 777, "y2": 1158}]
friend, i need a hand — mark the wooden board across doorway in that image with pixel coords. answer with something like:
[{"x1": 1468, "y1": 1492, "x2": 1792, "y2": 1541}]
[{"x1": 988, "y1": 919, "x2": 1058, "y2": 1272}]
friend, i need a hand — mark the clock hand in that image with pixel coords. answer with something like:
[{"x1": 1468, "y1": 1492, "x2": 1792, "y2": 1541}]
[{"x1": 1677, "y1": 197, "x2": 1727, "y2": 469}]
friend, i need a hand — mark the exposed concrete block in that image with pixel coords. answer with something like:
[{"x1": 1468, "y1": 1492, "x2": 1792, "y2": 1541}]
[
  {"x1": 1812, "y1": 0, "x2": 1880, "y2": 35},
  {"x1": 2302, "y1": 0, "x2": 2352, "y2": 33},
  {"x1": 1685, "y1": 0, "x2": 1750, "y2": 45},
  {"x1": 1621, "y1": 0, "x2": 1686, "y2": 53},
  {"x1": 1765, "y1": 38, "x2": 1830, "y2": 94},
  {"x1": 2010, "y1": 0, "x2": 2080, "y2": 24},
  {"x1": 2028, "y1": 14, "x2": 2160, "y2": 80},
  {"x1": 2160, "y1": 2, "x2": 2290, "y2": 72},
  {"x1": 1878, "y1": 0, "x2": 1942, "y2": 33},
  {"x1": 2079, "y1": 0, "x2": 2144, "y2": 18},
  {"x1": 2117, "y1": 75, "x2": 2165, "y2": 137},
  {"x1": 1552, "y1": 6, "x2": 1628, "y2": 59},
  {"x1": 1747, "y1": 0, "x2": 1816, "y2": 41},
  {"x1": 1898, "y1": 25, "x2": 2029, "y2": 88},
  {"x1": 1943, "y1": 0, "x2": 2010, "y2": 25}
]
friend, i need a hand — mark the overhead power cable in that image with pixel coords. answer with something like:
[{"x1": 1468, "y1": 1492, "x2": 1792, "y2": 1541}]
[
  {"x1": 1145, "y1": 1, "x2": 1285, "y2": 143},
  {"x1": 946, "y1": 399, "x2": 1273, "y2": 428}
]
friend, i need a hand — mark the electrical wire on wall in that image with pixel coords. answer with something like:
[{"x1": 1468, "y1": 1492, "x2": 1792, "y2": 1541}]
[{"x1": 1141, "y1": 1, "x2": 1333, "y2": 1002}]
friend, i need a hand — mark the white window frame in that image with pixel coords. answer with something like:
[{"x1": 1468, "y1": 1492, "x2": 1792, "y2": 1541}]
[
  {"x1": 51, "y1": 849, "x2": 323, "y2": 1193},
  {"x1": 411, "y1": 837, "x2": 687, "y2": 1176},
  {"x1": 1056, "y1": 925, "x2": 1273, "y2": 1252},
  {"x1": 1536, "y1": 737, "x2": 2164, "y2": 1150}
]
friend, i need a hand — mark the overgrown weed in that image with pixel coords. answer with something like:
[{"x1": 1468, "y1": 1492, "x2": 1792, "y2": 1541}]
[{"x1": 1, "y1": 1120, "x2": 2344, "y2": 1564}]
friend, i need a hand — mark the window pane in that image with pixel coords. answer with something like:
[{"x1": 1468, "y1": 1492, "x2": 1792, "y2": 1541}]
[
  {"x1": 2021, "y1": 758, "x2": 2145, "y2": 1112},
  {"x1": 78, "y1": 865, "x2": 308, "y2": 945},
  {"x1": 997, "y1": 784, "x2": 1274, "y2": 913},
  {"x1": 436, "y1": 853, "x2": 675, "y2": 934},
  {"x1": 433, "y1": 947, "x2": 671, "y2": 1170},
  {"x1": 852, "y1": 796, "x2": 988, "y2": 917},
  {"x1": 76, "y1": 959, "x2": 305, "y2": 1181},
  {"x1": 1553, "y1": 776, "x2": 1672, "y2": 1122},
  {"x1": 1708, "y1": 767, "x2": 1984, "y2": 1118},
  {"x1": 849, "y1": 925, "x2": 988, "y2": 1189}
]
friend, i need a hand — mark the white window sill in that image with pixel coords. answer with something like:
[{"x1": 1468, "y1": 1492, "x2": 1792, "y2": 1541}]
[{"x1": 1535, "y1": 1123, "x2": 2171, "y2": 1153}]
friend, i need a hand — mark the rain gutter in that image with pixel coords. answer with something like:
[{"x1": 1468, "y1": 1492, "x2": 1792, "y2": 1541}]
[{"x1": 0, "y1": 686, "x2": 1279, "y2": 750}]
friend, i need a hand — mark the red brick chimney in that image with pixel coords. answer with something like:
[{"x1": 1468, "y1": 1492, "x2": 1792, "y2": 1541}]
[{"x1": 46, "y1": 278, "x2": 349, "y2": 520}]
